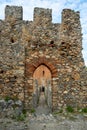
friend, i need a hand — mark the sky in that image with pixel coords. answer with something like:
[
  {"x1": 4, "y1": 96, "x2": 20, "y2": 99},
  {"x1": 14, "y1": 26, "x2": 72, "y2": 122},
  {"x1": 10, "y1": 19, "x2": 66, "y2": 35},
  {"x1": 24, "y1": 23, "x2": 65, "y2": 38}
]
[{"x1": 0, "y1": 0, "x2": 87, "y2": 66}]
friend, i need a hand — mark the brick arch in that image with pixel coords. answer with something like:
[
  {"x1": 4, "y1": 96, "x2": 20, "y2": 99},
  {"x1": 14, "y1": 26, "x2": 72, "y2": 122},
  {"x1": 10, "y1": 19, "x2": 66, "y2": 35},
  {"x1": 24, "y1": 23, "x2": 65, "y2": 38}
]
[{"x1": 25, "y1": 57, "x2": 58, "y2": 78}]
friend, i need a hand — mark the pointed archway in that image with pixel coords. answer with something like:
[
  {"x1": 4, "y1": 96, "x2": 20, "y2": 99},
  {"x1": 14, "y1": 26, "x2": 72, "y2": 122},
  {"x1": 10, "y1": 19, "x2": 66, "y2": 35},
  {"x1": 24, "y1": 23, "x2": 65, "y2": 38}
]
[
  {"x1": 33, "y1": 64, "x2": 51, "y2": 92},
  {"x1": 33, "y1": 64, "x2": 52, "y2": 108},
  {"x1": 25, "y1": 57, "x2": 58, "y2": 110},
  {"x1": 25, "y1": 57, "x2": 58, "y2": 78}
]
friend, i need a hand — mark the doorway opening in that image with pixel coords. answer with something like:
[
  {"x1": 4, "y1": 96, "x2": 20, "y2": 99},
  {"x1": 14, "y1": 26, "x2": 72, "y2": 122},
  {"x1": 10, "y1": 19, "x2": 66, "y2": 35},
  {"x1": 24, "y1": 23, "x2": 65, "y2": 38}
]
[
  {"x1": 42, "y1": 86, "x2": 45, "y2": 92},
  {"x1": 33, "y1": 64, "x2": 52, "y2": 109}
]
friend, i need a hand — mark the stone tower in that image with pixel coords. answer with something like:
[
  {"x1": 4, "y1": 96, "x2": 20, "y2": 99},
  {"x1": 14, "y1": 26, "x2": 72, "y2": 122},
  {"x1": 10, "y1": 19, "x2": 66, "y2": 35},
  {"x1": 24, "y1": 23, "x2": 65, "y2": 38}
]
[{"x1": 0, "y1": 5, "x2": 87, "y2": 110}]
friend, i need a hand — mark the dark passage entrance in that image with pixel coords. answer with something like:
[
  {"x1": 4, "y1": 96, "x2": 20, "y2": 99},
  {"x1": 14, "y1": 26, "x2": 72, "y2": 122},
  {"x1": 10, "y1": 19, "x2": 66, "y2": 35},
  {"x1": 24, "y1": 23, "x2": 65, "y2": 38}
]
[{"x1": 41, "y1": 86, "x2": 45, "y2": 92}]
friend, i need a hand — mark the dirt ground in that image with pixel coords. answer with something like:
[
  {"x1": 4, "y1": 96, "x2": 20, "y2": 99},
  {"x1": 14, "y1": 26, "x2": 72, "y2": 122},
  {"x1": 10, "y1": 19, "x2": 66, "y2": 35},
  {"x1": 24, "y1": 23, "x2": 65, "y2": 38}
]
[{"x1": 0, "y1": 92, "x2": 87, "y2": 130}]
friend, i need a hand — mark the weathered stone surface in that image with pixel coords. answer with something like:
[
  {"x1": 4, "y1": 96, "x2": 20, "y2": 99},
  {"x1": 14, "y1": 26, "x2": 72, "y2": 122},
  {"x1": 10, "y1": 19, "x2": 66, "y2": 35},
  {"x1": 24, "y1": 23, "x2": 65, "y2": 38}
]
[
  {"x1": 0, "y1": 99, "x2": 23, "y2": 118},
  {"x1": 0, "y1": 5, "x2": 87, "y2": 110},
  {"x1": 0, "y1": 113, "x2": 87, "y2": 130}
]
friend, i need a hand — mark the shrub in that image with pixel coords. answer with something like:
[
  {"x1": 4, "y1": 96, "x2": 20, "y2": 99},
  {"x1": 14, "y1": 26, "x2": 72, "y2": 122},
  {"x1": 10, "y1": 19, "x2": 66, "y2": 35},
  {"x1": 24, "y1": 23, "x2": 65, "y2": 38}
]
[
  {"x1": 82, "y1": 107, "x2": 87, "y2": 113},
  {"x1": 66, "y1": 106, "x2": 74, "y2": 113}
]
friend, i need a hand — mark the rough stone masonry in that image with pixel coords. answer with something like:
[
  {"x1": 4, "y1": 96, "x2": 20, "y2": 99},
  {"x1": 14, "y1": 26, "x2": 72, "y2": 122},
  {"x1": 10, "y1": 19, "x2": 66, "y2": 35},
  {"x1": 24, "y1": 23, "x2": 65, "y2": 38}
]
[{"x1": 0, "y1": 5, "x2": 87, "y2": 111}]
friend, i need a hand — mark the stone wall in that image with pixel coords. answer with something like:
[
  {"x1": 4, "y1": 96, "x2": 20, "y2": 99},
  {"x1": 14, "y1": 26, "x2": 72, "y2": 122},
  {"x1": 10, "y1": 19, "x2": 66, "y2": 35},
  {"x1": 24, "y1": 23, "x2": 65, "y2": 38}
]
[
  {"x1": 0, "y1": 5, "x2": 87, "y2": 110},
  {"x1": 0, "y1": 99, "x2": 23, "y2": 118},
  {"x1": 0, "y1": 5, "x2": 25, "y2": 101}
]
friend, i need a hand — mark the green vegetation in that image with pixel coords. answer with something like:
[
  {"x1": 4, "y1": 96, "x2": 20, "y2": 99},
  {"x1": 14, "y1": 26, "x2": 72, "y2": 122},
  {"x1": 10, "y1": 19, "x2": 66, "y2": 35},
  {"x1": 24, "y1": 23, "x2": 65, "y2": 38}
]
[
  {"x1": 77, "y1": 107, "x2": 87, "y2": 113},
  {"x1": 82, "y1": 107, "x2": 87, "y2": 113},
  {"x1": 53, "y1": 109, "x2": 63, "y2": 116},
  {"x1": 12, "y1": 113, "x2": 26, "y2": 121},
  {"x1": 22, "y1": 109, "x2": 27, "y2": 115},
  {"x1": 30, "y1": 108, "x2": 36, "y2": 113},
  {"x1": 66, "y1": 106, "x2": 74, "y2": 113},
  {"x1": 53, "y1": 111, "x2": 59, "y2": 115},
  {"x1": 4, "y1": 96, "x2": 11, "y2": 102},
  {"x1": 4, "y1": 95, "x2": 18, "y2": 102},
  {"x1": 12, "y1": 109, "x2": 27, "y2": 121},
  {"x1": 59, "y1": 109, "x2": 63, "y2": 113},
  {"x1": 16, "y1": 113, "x2": 26, "y2": 121}
]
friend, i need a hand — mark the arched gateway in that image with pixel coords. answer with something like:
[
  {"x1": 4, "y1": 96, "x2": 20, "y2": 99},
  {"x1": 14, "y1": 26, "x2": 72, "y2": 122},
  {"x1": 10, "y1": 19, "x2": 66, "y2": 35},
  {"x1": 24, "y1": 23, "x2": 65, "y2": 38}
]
[
  {"x1": 25, "y1": 57, "x2": 58, "y2": 110},
  {"x1": 33, "y1": 64, "x2": 52, "y2": 108}
]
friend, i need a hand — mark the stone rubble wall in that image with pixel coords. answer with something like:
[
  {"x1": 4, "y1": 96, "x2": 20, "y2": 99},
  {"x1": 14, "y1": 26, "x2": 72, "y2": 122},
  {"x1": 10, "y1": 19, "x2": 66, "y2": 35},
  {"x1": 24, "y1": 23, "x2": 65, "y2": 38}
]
[
  {"x1": 5, "y1": 5, "x2": 23, "y2": 21},
  {"x1": 0, "y1": 6, "x2": 25, "y2": 101},
  {"x1": 0, "y1": 99, "x2": 23, "y2": 118},
  {"x1": 0, "y1": 5, "x2": 87, "y2": 110}
]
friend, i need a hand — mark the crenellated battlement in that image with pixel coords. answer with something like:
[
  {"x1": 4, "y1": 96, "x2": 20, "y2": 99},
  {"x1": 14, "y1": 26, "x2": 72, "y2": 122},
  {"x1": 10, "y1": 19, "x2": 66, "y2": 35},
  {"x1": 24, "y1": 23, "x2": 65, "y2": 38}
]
[
  {"x1": 62, "y1": 9, "x2": 80, "y2": 21},
  {"x1": 34, "y1": 7, "x2": 52, "y2": 23},
  {"x1": 5, "y1": 5, "x2": 23, "y2": 21},
  {"x1": 4, "y1": 5, "x2": 80, "y2": 25}
]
